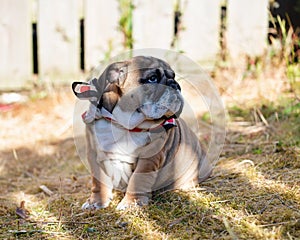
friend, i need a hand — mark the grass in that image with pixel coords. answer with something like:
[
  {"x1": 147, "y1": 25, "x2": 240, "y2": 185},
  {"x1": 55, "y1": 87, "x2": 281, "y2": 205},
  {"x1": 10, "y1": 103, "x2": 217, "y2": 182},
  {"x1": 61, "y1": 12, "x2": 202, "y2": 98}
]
[{"x1": 0, "y1": 57, "x2": 299, "y2": 239}]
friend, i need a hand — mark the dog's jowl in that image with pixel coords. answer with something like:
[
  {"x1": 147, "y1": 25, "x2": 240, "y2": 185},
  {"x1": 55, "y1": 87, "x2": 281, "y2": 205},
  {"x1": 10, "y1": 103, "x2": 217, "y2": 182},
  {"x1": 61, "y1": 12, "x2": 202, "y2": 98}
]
[{"x1": 72, "y1": 56, "x2": 212, "y2": 210}]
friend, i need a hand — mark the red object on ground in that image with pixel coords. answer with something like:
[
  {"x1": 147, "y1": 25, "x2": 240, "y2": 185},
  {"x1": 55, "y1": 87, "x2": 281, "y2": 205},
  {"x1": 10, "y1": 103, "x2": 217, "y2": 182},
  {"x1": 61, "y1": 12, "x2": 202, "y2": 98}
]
[{"x1": 0, "y1": 103, "x2": 15, "y2": 112}]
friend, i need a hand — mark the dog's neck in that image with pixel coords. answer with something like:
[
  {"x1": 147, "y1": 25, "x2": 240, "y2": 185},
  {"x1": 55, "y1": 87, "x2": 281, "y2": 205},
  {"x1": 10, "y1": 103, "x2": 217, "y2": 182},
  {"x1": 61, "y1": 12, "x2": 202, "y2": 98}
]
[
  {"x1": 102, "y1": 116, "x2": 176, "y2": 132},
  {"x1": 81, "y1": 104, "x2": 176, "y2": 132}
]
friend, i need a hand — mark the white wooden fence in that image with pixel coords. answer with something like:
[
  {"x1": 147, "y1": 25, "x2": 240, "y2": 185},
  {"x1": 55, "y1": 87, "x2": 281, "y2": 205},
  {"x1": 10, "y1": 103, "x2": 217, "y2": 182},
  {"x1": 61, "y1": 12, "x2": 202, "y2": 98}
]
[{"x1": 0, "y1": 0, "x2": 269, "y2": 90}]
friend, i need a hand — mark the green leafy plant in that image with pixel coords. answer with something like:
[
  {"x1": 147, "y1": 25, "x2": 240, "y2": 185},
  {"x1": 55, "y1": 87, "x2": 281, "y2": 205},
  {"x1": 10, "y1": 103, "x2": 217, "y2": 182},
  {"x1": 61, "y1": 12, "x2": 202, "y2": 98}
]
[
  {"x1": 118, "y1": 0, "x2": 134, "y2": 49},
  {"x1": 269, "y1": 14, "x2": 300, "y2": 99}
]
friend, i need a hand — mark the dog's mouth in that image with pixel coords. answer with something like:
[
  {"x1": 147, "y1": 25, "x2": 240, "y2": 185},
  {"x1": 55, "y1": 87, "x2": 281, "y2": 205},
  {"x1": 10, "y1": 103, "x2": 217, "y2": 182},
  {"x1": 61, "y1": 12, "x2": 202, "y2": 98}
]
[
  {"x1": 137, "y1": 103, "x2": 177, "y2": 120},
  {"x1": 136, "y1": 84, "x2": 183, "y2": 121}
]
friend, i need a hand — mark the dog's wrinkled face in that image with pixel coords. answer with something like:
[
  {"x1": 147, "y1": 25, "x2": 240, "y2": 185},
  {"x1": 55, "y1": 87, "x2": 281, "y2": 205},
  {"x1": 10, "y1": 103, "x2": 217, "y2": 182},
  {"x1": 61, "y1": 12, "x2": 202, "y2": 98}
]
[{"x1": 72, "y1": 56, "x2": 184, "y2": 127}]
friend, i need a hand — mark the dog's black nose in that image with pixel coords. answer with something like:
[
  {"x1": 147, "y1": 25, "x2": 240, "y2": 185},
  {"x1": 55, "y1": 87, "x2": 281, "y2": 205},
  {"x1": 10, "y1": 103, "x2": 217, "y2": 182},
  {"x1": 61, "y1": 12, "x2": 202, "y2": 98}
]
[{"x1": 167, "y1": 79, "x2": 181, "y2": 91}]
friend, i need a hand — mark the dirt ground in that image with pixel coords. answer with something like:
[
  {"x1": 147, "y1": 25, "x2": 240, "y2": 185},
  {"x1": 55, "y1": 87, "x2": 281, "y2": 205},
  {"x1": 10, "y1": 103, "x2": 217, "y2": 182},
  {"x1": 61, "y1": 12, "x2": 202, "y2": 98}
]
[{"x1": 0, "y1": 67, "x2": 299, "y2": 239}]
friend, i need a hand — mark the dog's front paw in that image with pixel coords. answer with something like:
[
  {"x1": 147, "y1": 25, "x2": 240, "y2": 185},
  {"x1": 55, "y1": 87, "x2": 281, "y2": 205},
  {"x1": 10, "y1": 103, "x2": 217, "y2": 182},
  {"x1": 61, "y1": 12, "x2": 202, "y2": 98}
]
[
  {"x1": 81, "y1": 192, "x2": 112, "y2": 210},
  {"x1": 116, "y1": 194, "x2": 149, "y2": 211},
  {"x1": 81, "y1": 199, "x2": 111, "y2": 210}
]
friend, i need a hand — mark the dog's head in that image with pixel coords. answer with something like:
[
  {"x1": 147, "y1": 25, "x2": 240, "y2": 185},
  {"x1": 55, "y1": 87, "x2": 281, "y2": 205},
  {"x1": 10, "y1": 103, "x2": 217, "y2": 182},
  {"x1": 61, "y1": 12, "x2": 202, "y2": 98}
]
[{"x1": 72, "y1": 56, "x2": 184, "y2": 128}]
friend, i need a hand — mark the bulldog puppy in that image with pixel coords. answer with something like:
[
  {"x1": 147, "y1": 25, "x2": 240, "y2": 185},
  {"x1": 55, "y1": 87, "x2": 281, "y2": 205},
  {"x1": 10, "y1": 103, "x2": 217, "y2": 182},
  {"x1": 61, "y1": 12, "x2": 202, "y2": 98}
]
[{"x1": 72, "y1": 56, "x2": 212, "y2": 210}]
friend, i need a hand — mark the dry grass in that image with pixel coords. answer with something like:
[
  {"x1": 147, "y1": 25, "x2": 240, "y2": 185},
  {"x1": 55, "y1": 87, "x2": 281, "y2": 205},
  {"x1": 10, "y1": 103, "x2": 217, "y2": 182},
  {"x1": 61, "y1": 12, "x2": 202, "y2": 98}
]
[{"x1": 0, "y1": 62, "x2": 299, "y2": 239}]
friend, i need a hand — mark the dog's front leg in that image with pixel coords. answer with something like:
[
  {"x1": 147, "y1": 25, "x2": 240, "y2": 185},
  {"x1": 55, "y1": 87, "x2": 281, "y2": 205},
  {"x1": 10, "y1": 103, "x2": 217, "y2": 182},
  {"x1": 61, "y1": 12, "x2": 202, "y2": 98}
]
[
  {"x1": 82, "y1": 125, "x2": 113, "y2": 210},
  {"x1": 116, "y1": 152, "x2": 164, "y2": 210}
]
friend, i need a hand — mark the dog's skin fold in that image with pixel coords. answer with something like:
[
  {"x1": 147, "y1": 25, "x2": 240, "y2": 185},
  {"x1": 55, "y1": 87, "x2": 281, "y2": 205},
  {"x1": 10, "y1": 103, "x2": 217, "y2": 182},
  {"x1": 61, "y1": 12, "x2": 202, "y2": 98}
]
[{"x1": 72, "y1": 56, "x2": 212, "y2": 210}]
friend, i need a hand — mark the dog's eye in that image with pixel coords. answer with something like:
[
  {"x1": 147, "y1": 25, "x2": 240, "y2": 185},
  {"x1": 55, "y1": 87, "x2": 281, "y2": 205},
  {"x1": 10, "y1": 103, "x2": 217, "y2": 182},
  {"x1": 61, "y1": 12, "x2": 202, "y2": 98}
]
[{"x1": 147, "y1": 75, "x2": 158, "y2": 83}]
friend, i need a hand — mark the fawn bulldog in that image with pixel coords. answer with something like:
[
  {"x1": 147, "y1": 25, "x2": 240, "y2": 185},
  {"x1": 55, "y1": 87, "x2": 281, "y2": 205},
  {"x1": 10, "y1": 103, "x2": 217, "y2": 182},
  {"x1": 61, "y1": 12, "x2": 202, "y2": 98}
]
[{"x1": 72, "y1": 56, "x2": 212, "y2": 210}]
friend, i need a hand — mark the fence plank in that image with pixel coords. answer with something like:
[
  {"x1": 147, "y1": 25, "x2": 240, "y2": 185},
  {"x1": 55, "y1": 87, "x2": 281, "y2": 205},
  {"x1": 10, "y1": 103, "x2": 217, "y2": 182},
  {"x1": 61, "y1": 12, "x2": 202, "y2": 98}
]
[
  {"x1": 133, "y1": 0, "x2": 174, "y2": 49},
  {"x1": 227, "y1": 0, "x2": 269, "y2": 59},
  {"x1": 84, "y1": 0, "x2": 123, "y2": 71},
  {"x1": 179, "y1": 0, "x2": 221, "y2": 66},
  {"x1": 38, "y1": 0, "x2": 80, "y2": 83},
  {"x1": 0, "y1": 0, "x2": 32, "y2": 89}
]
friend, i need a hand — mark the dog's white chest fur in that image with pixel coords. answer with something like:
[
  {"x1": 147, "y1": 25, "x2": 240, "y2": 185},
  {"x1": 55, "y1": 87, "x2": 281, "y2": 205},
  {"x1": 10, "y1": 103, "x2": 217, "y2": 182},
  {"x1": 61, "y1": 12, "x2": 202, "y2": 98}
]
[
  {"x1": 92, "y1": 119, "x2": 166, "y2": 190},
  {"x1": 94, "y1": 119, "x2": 153, "y2": 154}
]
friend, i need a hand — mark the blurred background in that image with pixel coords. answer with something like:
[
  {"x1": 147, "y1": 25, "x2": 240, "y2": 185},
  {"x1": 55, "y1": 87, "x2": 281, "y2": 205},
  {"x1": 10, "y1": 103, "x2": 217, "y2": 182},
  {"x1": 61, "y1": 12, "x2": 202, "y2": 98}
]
[{"x1": 0, "y1": 0, "x2": 299, "y2": 89}]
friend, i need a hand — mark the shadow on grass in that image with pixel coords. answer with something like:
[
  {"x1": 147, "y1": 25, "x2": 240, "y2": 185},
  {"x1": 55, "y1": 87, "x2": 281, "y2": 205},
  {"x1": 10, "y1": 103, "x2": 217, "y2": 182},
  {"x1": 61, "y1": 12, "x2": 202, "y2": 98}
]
[
  {"x1": 113, "y1": 156, "x2": 300, "y2": 239},
  {"x1": 0, "y1": 114, "x2": 299, "y2": 239}
]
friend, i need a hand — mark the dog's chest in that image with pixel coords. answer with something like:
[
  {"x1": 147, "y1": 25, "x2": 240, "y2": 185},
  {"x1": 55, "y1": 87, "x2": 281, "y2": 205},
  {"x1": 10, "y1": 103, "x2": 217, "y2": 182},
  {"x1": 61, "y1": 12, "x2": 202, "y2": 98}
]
[{"x1": 91, "y1": 119, "x2": 166, "y2": 190}]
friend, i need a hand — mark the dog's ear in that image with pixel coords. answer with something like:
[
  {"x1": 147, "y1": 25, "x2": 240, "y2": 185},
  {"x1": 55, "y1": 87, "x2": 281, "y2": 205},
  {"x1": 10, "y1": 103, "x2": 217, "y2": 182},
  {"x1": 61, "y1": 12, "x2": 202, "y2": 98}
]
[
  {"x1": 96, "y1": 62, "x2": 128, "y2": 112},
  {"x1": 104, "y1": 62, "x2": 128, "y2": 86},
  {"x1": 72, "y1": 79, "x2": 99, "y2": 102},
  {"x1": 72, "y1": 62, "x2": 128, "y2": 112}
]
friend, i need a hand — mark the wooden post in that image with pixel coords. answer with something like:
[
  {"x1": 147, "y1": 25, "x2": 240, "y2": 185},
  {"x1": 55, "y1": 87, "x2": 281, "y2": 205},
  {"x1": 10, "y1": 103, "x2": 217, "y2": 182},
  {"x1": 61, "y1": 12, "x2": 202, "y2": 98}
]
[
  {"x1": 0, "y1": 0, "x2": 32, "y2": 89},
  {"x1": 84, "y1": 0, "x2": 123, "y2": 71},
  {"x1": 179, "y1": 0, "x2": 221, "y2": 67},
  {"x1": 132, "y1": 0, "x2": 174, "y2": 49},
  {"x1": 226, "y1": 0, "x2": 269, "y2": 60},
  {"x1": 38, "y1": 0, "x2": 80, "y2": 83}
]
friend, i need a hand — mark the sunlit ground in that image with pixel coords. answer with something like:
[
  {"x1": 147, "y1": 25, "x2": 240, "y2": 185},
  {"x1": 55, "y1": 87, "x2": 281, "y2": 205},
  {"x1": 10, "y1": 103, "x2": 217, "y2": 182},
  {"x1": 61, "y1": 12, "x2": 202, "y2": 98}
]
[{"x1": 0, "y1": 63, "x2": 299, "y2": 239}]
